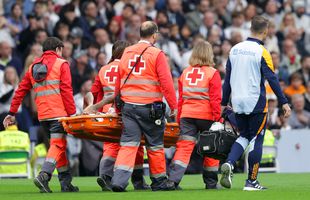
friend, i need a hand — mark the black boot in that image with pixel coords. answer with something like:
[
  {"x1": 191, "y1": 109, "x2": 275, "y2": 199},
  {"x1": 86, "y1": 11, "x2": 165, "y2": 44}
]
[
  {"x1": 151, "y1": 177, "x2": 175, "y2": 191},
  {"x1": 58, "y1": 171, "x2": 79, "y2": 192},
  {"x1": 203, "y1": 170, "x2": 219, "y2": 189},
  {"x1": 97, "y1": 175, "x2": 112, "y2": 191},
  {"x1": 131, "y1": 169, "x2": 151, "y2": 190},
  {"x1": 33, "y1": 172, "x2": 52, "y2": 193}
]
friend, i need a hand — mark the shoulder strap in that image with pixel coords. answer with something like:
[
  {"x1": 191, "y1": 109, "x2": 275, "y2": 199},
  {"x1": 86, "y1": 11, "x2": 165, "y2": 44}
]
[{"x1": 120, "y1": 46, "x2": 151, "y2": 89}]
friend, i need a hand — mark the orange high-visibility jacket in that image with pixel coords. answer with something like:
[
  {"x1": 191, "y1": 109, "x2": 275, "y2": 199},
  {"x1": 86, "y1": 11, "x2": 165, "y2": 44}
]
[
  {"x1": 119, "y1": 42, "x2": 163, "y2": 104},
  {"x1": 98, "y1": 59, "x2": 120, "y2": 112},
  {"x1": 179, "y1": 66, "x2": 218, "y2": 120},
  {"x1": 29, "y1": 58, "x2": 68, "y2": 120}
]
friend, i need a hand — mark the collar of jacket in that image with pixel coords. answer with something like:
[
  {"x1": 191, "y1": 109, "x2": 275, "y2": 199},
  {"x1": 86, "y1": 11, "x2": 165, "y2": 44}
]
[
  {"x1": 6, "y1": 125, "x2": 18, "y2": 131},
  {"x1": 246, "y1": 37, "x2": 264, "y2": 45}
]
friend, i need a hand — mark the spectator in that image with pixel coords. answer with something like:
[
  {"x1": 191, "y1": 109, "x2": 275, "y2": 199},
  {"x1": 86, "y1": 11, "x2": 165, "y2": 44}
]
[
  {"x1": 23, "y1": 43, "x2": 43, "y2": 76},
  {"x1": 145, "y1": 0, "x2": 157, "y2": 20},
  {"x1": 62, "y1": 41, "x2": 74, "y2": 64},
  {"x1": 296, "y1": 55, "x2": 310, "y2": 85},
  {"x1": 166, "y1": 0, "x2": 185, "y2": 28},
  {"x1": 56, "y1": 3, "x2": 80, "y2": 30},
  {"x1": 113, "y1": 3, "x2": 135, "y2": 40},
  {"x1": 79, "y1": 1, "x2": 105, "y2": 41},
  {"x1": 34, "y1": 29, "x2": 48, "y2": 45},
  {"x1": 94, "y1": 28, "x2": 113, "y2": 63},
  {"x1": 185, "y1": 0, "x2": 210, "y2": 33},
  {"x1": 97, "y1": 0, "x2": 115, "y2": 26},
  {"x1": 292, "y1": 0, "x2": 310, "y2": 33},
  {"x1": 0, "y1": 15, "x2": 15, "y2": 47},
  {"x1": 69, "y1": 26, "x2": 88, "y2": 55},
  {"x1": 18, "y1": 13, "x2": 44, "y2": 54},
  {"x1": 136, "y1": 5, "x2": 152, "y2": 22},
  {"x1": 181, "y1": 34, "x2": 205, "y2": 70},
  {"x1": 224, "y1": 11, "x2": 249, "y2": 40},
  {"x1": 284, "y1": 72, "x2": 306, "y2": 99},
  {"x1": 71, "y1": 50, "x2": 93, "y2": 94},
  {"x1": 179, "y1": 24, "x2": 193, "y2": 53},
  {"x1": 6, "y1": 3, "x2": 28, "y2": 44},
  {"x1": 157, "y1": 24, "x2": 182, "y2": 71},
  {"x1": 87, "y1": 42, "x2": 100, "y2": 70},
  {"x1": 96, "y1": 51, "x2": 107, "y2": 71},
  {"x1": 155, "y1": 10, "x2": 169, "y2": 26},
  {"x1": 43, "y1": 0, "x2": 60, "y2": 35},
  {"x1": 281, "y1": 38, "x2": 301, "y2": 74},
  {"x1": 271, "y1": 51, "x2": 290, "y2": 85},
  {"x1": 212, "y1": 0, "x2": 231, "y2": 28},
  {"x1": 263, "y1": 0, "x2": 283, "y2": 30},
  {"x1": 265, "y1": 21, "x2": 280, "y2": 53},
  {"x1": 0, "y1": 41, "x2": 23, "y2": 76},
  {"x1": 53, "y1": 22, "x2": 70, "y2": 41},
  {"x1": 107, "y1": 18, "x2": 121, "y2": 43},
  {"x1": 266, "y1": 94, "x2": 281, "y2": 129},
  {"x1": 0, "y1": 67, "x2": 20, "y2": 131},
  {"x1": 288, "y1": 94, "x2": 310, "y2": 129},
  {"x1": 199, "y1": 10, "x2": 222, "y2": 39},
  {"x1": 243, "y1": 3, "x2": 256, "y2": 30},
  {"x1": 33, "y1": 0, "x2": 47, "y2": 18},
  {"x1": 304, "y1": 81, "x2": 310, "y2": 112}
]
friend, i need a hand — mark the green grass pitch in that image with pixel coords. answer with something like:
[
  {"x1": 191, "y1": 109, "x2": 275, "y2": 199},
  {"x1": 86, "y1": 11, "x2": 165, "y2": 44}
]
[{"x1": 1, "y1": 173, "x2": 309, "y2": 200}]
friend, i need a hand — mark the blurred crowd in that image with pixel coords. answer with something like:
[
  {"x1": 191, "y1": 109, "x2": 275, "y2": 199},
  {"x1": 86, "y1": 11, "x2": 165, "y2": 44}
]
[{"x1": 0, "y1": 0, "x2": 310, "y2": 175}]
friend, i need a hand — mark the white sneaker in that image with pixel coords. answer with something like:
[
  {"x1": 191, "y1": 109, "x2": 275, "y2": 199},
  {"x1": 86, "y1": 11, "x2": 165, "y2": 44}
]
[
  {"x1": 243, "y1": 180, "x2": 267, "y2": 191},
  {"x1": 220, "y1": 162, "x2": 233, "y2": 189}
]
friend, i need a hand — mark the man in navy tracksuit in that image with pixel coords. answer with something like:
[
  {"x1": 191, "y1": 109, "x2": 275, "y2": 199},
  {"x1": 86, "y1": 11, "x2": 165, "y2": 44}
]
[{"x1": 220, "y1": 16, "x2": 291, "y2": 191}]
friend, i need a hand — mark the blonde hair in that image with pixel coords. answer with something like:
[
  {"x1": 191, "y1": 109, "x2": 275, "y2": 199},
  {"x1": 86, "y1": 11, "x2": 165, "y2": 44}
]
[{"x1": 189, "y1": 41, "x2": 215, "y2": 67}]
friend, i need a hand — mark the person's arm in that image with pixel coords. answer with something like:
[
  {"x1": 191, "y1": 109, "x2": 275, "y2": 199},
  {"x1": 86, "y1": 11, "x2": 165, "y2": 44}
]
[
  {"x1": 209, "y1": 70, "x2": 222, "y2": 121},
  {"x1": 156, "y1": 51, "x2": 177, "y2": 110},
  {"x1": 60, "y1": 62, "x2": 76, "y2": 116},
  {"x1": 9, "y1": 71, "x2": 32, "y2": 115},
  {"x1": 261, "y1": 48, "x2": 291, "y2": 118},
  {"x1": 221, "y1": 58, "x2": 232, "y2": 106},
  {"x1": 176, "y1": 78, "x2": 183, "y2": 123},
  {"x1": 90, "y1": 75, "x2": 102, "y2": 103},
  {"x1": 261, "y1": 49, "x2": 288, "y2": 105}
]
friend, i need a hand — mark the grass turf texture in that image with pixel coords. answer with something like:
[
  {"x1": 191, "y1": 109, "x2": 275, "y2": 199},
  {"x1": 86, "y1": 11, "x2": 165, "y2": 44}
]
[{"x1": 1, "y1": 173, "x2": 309, "y2": 200}]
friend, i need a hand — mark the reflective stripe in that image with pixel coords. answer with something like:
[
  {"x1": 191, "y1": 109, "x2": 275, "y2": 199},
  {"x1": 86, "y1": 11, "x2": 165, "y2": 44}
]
[
  {"x1": 57, "y1": 165, "x2": 69, "y2": 173},
  {"x1": 178, "y1": 135, "x2": 197, "y2": 142},
  {"x1": 150, "y1": 172, "x2": 166, "y2": 178},
  {"x1": 183, "y1": 87, "x2": 208, "y2": 93},
  {"x1": 174, "y1": 160, "x2": 188, "y2": 168},
  {"x1": 121, "y1": 91, "x2": 163, "y2": 98},
  {"x1": 103, "y1": 86, "x2": 115, "y2": 91},
  {"x1": 35, "y1": 88, "x2": 60, "y2": 97},
  {"x1": 115, "y1": 164, "x2": 134, "y2": 172},
  {"x1": 182, "y1": 95, "x2": 209, "y2": 100},
  {"x1": 121, "y1": 79, "x2": 160, "y2": 85},
  {"x1": 146, "y1": 144, "x2": 164, "y2": 151},
  {"x1": 102, "y1": 156, "x2": 116, "y2": 162},
  {"x1": 33, "y1": 80, "x2": 60, "y2": 89},
  {"x1": 203, "y1": 166, "x2": 219, "y2": 172},
  {"x1": 120, "y1": 141, "x2": 140, "y2": 147},
  {"x1": 134, "y1": 164, "x2": 144, "y2": 170},
  {"x1": 45, "y1": 157, "x2": 56, "y2": 164},
  {"x1": 50, "y1": 133, "x2": 66, "y2": 139}
]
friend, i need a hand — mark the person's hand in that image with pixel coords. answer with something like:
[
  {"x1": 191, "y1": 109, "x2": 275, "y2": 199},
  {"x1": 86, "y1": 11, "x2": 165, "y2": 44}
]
[
  {"x1": 3, "y1": 115, "x2": 16, "y2": 128},
  {"x1": 83, "y1": 105, "x2": 97, "y2": 115},
  {"x1": 169, "y1": 109, "x2": 177, "y2": 118},
  {"x1": 282, "y1": 103, "x2": 291, "y2": 118}
]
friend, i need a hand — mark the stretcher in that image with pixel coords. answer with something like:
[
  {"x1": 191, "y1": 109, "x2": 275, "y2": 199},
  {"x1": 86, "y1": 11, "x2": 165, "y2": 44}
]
[{"x1": 59, "y1": 114, "x2": 180, "y2": 147}]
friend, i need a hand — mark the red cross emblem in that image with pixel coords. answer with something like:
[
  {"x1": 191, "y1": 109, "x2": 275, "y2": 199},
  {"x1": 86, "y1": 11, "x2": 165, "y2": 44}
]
[
  {"x1": 185, "y1": 68, "x2": 204, "y2": 85},
  {"x1": 104, "y1": 65, "x2": 118, "y2": 84},
  {"x1": 128, "y1": 55, "x2": 146, "y2": 75}
]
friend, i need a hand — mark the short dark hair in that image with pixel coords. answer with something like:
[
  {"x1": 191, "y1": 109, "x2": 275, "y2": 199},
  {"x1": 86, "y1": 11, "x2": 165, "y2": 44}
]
[
  {"x1": 250, "y1": 15, "x2": 269, "y2": 34},
  {"x1": 42, "y1": 37, "x2": 64, "y2": 52},
  {"x1": 301, "y1": 54, "x2": 310, "y2": 63},
  {"x1": 140, "y1": 21, "x2": 158, "y2": 38}
]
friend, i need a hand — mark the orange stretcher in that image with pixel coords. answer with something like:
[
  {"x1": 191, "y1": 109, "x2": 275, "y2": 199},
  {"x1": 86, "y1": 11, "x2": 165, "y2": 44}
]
[{"x1": 59, "y1": 115, "x2": 180, "y2": 147}]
